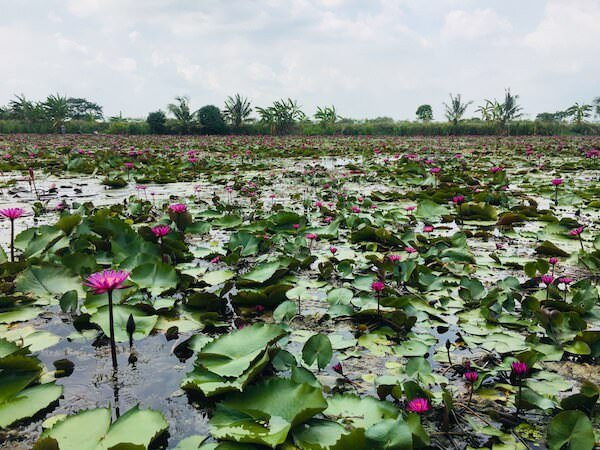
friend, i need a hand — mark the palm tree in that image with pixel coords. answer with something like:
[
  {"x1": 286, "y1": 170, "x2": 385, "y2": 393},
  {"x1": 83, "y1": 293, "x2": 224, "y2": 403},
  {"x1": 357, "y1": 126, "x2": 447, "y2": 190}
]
[
  {"x1": 167, "y1": 96, "x2": 196, "y2": 133},
  {"x1": 257, "y1": 98, "x2": 305, "y2": 134},
  {"x1": 9, "y1": 94, "x2": 45, "y2": 123},
  {"x1": 443, "y1": 93, "x2": 472, "y2": 126},
  {"x1": 43, "y1": 93, "x2": 71, "y2": 131},
  {"x1": 314, "y1": 105, "x2": 337, "y2": 128},
  {"x1": 476, "y1": 100, "x2": 495, "y2": 121},
  {"x1": 592, "y1": 97, "x2": 600, "y2": 118},
  {"x1": 565, "y1": 102, "x2": 593, "y2": 125},
  {"x1": 223, "y1": 94, "x2": 252, "y2": 130},
  {"x1": 499, "y1": 89, "x2": 522, "y2": 126},
  {"x1": 255, "y1": 106, "x2": 276, "y2": 134}
]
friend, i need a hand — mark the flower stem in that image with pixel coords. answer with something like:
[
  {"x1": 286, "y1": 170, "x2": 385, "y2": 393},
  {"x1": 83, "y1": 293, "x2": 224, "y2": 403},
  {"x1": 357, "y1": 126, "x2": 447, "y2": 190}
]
[
  {"x1": 10, "y1": 219, "x2": 14, "y2": 262},
  {"x1": 107, "y1": 290, "x2": 118, "y2": 370}
]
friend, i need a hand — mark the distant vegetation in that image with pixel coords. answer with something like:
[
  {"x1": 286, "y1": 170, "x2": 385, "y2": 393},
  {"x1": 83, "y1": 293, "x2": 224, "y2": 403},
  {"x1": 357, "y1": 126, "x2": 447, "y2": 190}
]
[{"x1": 0, "y1": 91, "x2": 599, "y2": 136}]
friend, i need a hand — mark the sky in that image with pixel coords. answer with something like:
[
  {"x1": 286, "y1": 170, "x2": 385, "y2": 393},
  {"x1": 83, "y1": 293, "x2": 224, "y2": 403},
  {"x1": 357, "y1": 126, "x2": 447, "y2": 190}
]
[{"x1": 1, "y1": 0, "x2": 599, "y2": 120}]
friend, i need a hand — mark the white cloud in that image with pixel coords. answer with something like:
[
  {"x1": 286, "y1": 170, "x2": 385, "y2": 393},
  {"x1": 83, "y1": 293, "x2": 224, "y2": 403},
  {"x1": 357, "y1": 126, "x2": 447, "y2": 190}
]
[
  {"x1": 0, "y1": 1, "x2": 598, "y2": 119},
  {"x1": 442, "y1": 8, "x2": 511, "y2": 40}
]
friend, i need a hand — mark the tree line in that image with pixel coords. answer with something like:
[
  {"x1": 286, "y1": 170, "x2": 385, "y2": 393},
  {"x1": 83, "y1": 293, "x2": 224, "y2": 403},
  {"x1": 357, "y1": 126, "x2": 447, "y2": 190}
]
[{"x1": 1, "y1": 91, "x2": 599, "y2": 135}]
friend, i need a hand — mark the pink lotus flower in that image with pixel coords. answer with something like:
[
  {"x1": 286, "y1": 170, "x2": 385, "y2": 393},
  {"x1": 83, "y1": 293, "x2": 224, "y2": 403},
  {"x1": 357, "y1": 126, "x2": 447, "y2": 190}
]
[
  {"x1": 169, "y1": 203, "x2": 187, "y2": 214},
  {"x1": 306, "y1": 233, "x2": 317, "y2": 240},
  {"x1": 453, "y1": 195, "x2": 465, "y2": 205},
  {"x1": 549, "y1": 257, "x2": 558, "y2": 265},
  {"x1": 406, "y1": 397, "x2": 429, "y2": 413},
  {"x1": 405, "y1": 205, "x2": 416, "y2": 212},
  {"x1": 423, "y1": 225, "x2": 434, "y2": 233},
  {"x1": 351, "y1": 206, "x2": 361, "y2": 213},
  {"x1": 332, "y1": 362, "x2": 343, "y2": 375},
  {"x1": 464, "y1": 371, "x2": 478, "y2": 383},
  {"x1": 569, "y1": 226, "x2": 584, "y2": 236},
  {"x1": 511, "y1": 361, "x2": 528, "y2": 377},
  {"x1": 0, "y1": 208, "x2": 25, "y2": 220},
  {"x1": 293, "y1": 223, "x2": 300, "y2": 229},
  {"x1": 324, "y1": 216, "x2": 333, "y2": 223},
  {"x1": 430, "y1": 167, "x2": 441, "y2": 174},
  {"x1": 551, "y1": 178, "x2": 563, "y2": 186},
  {"x1": 371, "y1": 280, "x2": 385, "y2": 292},
  {"x1": 151, "y1": 225, "x2": 170, "y2": 238},
  {"x1": 388, "y1": 254, "x2": 401, "y2": 262},
  {"x1": 329, "y1": 246, "x2": 337, "y2": 254},
  {"x1": 490, "y1": 166, "x2": 503, "y2": 174},
  {"x1": 405, "y1": 246, "x2": 417, "y2": 254},
  {"x1": 85, "y1": 269, "x2": 130, "y2": 295},
  {"x1": 541, "y1": 275, "x2": 554, "y2": 285},
  {"x1": 210, "y1": 256, "x2": 221, "y2": 264},
  {"x1": 496, "y1": 243, "x2": 504, "y2": 250},
  {"x1": 315, "y1": 201, "x2": 323, "y2": 207},
  {"x1": 124, "y1": 162, "x2": 134, "y2": 169}
]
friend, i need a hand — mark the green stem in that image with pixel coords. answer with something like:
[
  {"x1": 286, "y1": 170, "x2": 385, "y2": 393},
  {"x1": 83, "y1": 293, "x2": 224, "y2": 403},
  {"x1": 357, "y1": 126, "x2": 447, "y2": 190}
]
[{"x1": 107, "y1": 290, "x2": 118, "y2": 370}]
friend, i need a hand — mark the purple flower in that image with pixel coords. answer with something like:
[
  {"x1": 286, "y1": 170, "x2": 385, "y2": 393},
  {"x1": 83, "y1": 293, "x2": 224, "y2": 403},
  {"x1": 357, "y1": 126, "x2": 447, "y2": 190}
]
[
  {"x1": 569, "y1": 226, "x2": 584, "y2": 236},
  {"x1": 551, "y1": 178, "x2": 563, "y2": 186},
  {"x1": 371, "y1": 280, "x2": 385, "y2": 292},
  {"x1": 332, "y1": 362, "x2": 344, "y2": 375},
  {"x1": 453, "y1": 195, "x2": 465, "y2": 205},
  {"x1": 464, "y1": 371, "x2": 478, "y2": 383},
  {"x1": 511, "y1": 361, "x2": 528, "y2": 377},
  {"x1": 85, "y1": 270, "x2": 130, "y2": 295},
  {"x1": 548, "y1": 257, "x2": 559, "y2": 265},
  {"x1": 151, "y1": 225, "x2": 170, "y2": 238},
  {"x1": 169, "y1": 203, "x2": 187, "y2": 214},
  {"x1": 541, "y1": 275, "x2": 554, "y2": 285},
  {"x1": 388, "y1": 254, "x2": 402, "y2": 262},
  {"x1": 0, "y1": 208, "x2": 25, "y2": 220},
  {"x1": 406, "y1": 397, "x2": 430, "y2": 413}
]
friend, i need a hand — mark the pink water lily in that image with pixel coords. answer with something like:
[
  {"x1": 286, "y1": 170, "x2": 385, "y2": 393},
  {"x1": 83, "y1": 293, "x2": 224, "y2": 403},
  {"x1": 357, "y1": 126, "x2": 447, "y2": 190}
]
[
  {"x1": 1, "y1": 208, "x2": 25, "y2": 262},
  {"x1": 406, "y1": 397, "x2": 430, "y2": 414},
  {"x1": 85, "y1": 269, "x2": 130, "y2": 295},
  {"x1": 0, "y1": 208, "x2": 25, "y2": 220},
  {"x1": 169, "y1": 203, "x2": 187, "y2": 213},
  {"x1": 151, "y1": 225, "x2": 170, "y2": 238}
]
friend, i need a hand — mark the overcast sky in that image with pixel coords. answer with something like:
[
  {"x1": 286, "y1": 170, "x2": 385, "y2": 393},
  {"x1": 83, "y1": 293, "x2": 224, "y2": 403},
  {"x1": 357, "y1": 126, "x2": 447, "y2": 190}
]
[{"x1": 1, "y1": 0, "x2": 599, "y2": 120}]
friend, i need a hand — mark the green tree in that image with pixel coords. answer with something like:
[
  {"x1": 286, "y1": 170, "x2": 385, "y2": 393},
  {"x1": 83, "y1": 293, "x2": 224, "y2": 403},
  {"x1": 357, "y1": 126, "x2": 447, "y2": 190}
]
[
  {"x1": 197, "y1": 105, "x2": 227, "y2": 134},
  {"x1": 476, "y1": 100, "x2": 496, "y2": 121},
  {"x1": 415, "y1": 104, "x2": 433, "y2": 122},
  {"x1": 67, "y1": 97, "x2": 103, "y2": 120},
  {"x1": 314, "y1": 105, "x2": 337, "y2": 128},
  {"x1": 443, "y1": 93, "x2": 471, "y2": 126},
  {"x1": 167, "y1": 96, "x2": 196, "y2": 133},
  {"x1": 565, "y1": 102, "x2": 593, "y2": 125},
  {"x1": 9, "y1": 94, "x2": 45, "y2": 122},
  {"x1": 223, "y1": 93, "x2": 252, "y2": 130},
  {"x1": 146, "y1": 110, "x2": 167, "y2": 134},
  {"x1": 43, "y1": 93, "x2": 70, "y2": 131},
  {"x1": 593, "y1": 96, "x2": 600, "y2": 117},
  {"x1": 257, "y1": 98, "x2": 305, "y2": 134},
  {"x1": 498, "y1": 88, "x2": 523, "y2": 125}
]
